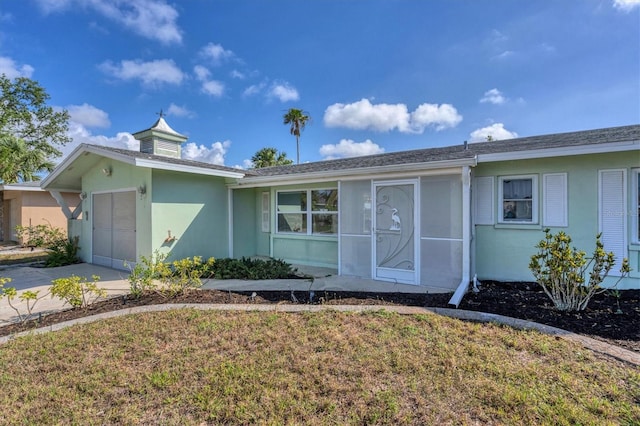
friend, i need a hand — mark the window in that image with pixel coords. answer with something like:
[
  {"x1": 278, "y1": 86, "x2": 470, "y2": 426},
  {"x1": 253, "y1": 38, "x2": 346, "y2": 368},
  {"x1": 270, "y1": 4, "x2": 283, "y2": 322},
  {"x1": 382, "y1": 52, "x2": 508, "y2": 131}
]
[
  {"x1": 277, "y1": 189, "x2": 338, "y2": 235},
  {"x1": 498, "y1": 175, "x2": 538, "y2": 223}
]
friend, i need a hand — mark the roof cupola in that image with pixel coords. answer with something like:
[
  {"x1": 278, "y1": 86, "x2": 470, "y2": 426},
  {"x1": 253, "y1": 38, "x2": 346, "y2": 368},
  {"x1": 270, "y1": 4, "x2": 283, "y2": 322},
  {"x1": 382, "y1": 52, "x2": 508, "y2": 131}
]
[{"x1": 132, "y1": 111, "x2": 187, "y2": 158}]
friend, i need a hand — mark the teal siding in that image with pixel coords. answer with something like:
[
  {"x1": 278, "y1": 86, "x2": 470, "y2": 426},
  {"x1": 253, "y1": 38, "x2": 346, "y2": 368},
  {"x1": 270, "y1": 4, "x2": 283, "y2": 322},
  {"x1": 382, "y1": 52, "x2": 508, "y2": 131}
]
[
  {"x1": 272, "y1": 235, "x2": 338, "y2": 267},
  {"x1": 232, "y1": 188, "x2": 257, "y2": 258},
  {"x1": 474, "y1": 151, "x2": 639, "y2": 288},
  {"x1": 151, "y1": 170, "x2": 229, "y2": 261}
]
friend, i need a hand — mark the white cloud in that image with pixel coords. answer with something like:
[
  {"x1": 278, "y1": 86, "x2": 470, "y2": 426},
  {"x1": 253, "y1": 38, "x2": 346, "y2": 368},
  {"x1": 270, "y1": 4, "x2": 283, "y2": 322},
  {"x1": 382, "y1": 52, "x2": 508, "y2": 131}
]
[
  {"x1": 181, "y1": 140, "x2": 230, "y2": 165},
  {"x1": 492, "y1": 50, "x2": 515, "y2": 60},
  {"x1": 99, "y1": 59, "x2": 184, "y2": 86},
  {"x1": 35, "y1": 0, "x2": 182, "y2": 44},
  {"x1": 613, "y1": 0, "x2": 640, "y2": 11},
  {"x1": 230, "y1": 70, "x2": 245, "y2": 79},
  {"x1": 410, "y1": 103, "x2": 463, "y2": 132},
  {"x1": 243, "y1": 81, "x2": 266, "y2": 97},
  {"x1": 324, "y1": 98, "x2": 462, "y2": 133},
  {"x1": 268, "y1": 82, "x2": 299, "y2": 102},
  {"x1": 58, "y1": 121, "x2": 138, "y2": 161},
  {"x1": 193, "y1": 65, "x2": 224, "y2": 97},
  {"x1": 167, "y1": 103, "x2": 194, "y2": 118},
  {"x1": 480, "y1": 88, "x2": 507, "y2": 105},
  {"x1": 201, "y1": 80, "x2": 225, "y2": 97},
  {"x1": 469, "y1": 123, "x2": 518, "y2": 142},
  {"x1": 319, "y1": 139, "x2": 385, "y2": 160},
  {"x1": 66, "y1": 103, "x2": 110, "y2": 128},
  {"x1": 193, "y1": 65, "x2": 210, "y2": 81},
  {"x1": 0, "y1": 56, "x2": 34, "y2": 78},
  {"x1": 199, "y1": 43, "x2": 235, "y2": 65}
]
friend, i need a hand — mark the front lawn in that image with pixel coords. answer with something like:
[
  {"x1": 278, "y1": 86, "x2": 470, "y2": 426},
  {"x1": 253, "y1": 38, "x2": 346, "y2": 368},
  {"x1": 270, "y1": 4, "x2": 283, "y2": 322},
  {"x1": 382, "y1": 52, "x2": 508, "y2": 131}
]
[{"x1": 0, "y1": 309, "x2": 638, "y2": 425}]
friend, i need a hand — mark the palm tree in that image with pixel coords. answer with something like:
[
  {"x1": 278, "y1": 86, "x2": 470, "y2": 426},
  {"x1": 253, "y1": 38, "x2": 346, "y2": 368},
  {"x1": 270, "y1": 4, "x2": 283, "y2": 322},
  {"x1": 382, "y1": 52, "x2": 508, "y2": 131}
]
[
  {"x1": 0, "y1": 134, "x2": 55, "y2": 183},
  {"x1": 283, "y1": 108, "x2": 310, "y2": 164},
  {"x1": 251, "y1": 147, "x2": 293, "y2": 168}
]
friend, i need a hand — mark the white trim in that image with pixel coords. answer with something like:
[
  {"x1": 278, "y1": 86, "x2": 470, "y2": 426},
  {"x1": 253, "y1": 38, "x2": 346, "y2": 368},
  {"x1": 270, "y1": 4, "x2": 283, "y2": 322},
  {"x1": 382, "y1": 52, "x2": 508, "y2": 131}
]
[
  {"x1": 633, "y1": 168, "x2": 640, "y2": 244},
  {"x1": 91, "y1": 187, "x2": 138, "y2": 195},
  {"x1": 420, "y1": 236, "x2": 464, "y2": 242},
  {"x1": 261, "y1": 191, "x2": 270, "y2": 233},
  {"x1": 134, "y1": 159, "x2": 244, "y2": 178},
  {"x1": 497, "y1": 174, "x2": 539, "y2": 224},
  {"x1": 478, "y1": 140, "x2": 639, "y2": 162},
  {"x1": 228, "y1": 188, "x2": 233, "y2": 258},
  {"x1": 337, "y1": 181, "x2": 342, "y2": 275},
  {"x1": 229, "y1": 160, "x2": 476, "y2": 188},
  {"x1": 542, "y1": 173, "x2": 568, "y2": 227},
  {"x1": 41, "y1": 144, "x2": 244, "y2": 190},
  {"x1": 372, "y1": 179, "x2": 420, "y2": 285},
  {"x1": 598, "y1": 169, "x2": 628, "y2": 276},
  {"x1": 449, "y1": 166, "x2": 472, "y2": 307},
  {"x1": 0, "y1": 184, "x2": 46, "y2": 192},
  {"x1": 473, "y1": 176, "x2": 495, "y2": 225},
  {"x1": 275, "y1": 188, "x2": 338, "y2": 236}
]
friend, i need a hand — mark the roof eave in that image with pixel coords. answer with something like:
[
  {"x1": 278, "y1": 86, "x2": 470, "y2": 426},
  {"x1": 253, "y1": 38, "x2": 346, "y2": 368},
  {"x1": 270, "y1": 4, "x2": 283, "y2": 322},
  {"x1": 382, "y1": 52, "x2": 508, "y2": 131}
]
[
  {"x1": 229, "y1": 157, "x2": 477, "y2": 188},
  {"x1": 477, "y1": 140, "x2": 639, "y2": 162},
  {"x1": 134, "y1": 158, "x2": 246, "y2": 178}
]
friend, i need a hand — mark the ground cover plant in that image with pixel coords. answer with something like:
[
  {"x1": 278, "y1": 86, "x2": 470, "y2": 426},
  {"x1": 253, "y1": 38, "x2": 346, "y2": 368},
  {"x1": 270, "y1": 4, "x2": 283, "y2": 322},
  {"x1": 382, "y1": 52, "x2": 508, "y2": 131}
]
[{"x1": 0, "y1": 309, "x2": 638, "y2": 425}]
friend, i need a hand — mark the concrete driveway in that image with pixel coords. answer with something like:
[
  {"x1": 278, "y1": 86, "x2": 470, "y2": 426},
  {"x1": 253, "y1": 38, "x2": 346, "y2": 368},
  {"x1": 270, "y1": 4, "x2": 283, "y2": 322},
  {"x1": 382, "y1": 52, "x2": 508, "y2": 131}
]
[{"x1": 0, "y1": 263, "x2": 131, "y2": 323}]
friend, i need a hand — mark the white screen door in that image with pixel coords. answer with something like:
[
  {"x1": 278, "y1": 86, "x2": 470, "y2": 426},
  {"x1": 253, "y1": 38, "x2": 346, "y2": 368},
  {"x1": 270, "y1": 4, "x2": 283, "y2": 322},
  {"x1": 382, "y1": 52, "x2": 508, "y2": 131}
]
[{"x1": 373, "y1": 180, "x2": 418, "y2": 284}]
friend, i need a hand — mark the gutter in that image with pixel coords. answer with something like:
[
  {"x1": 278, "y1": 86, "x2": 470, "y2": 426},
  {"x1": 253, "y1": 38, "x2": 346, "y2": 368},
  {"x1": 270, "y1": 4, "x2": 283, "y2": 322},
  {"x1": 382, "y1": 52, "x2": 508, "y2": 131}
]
[{"x1": 448, "y1": 166, "x2": 472, "y2": 308}]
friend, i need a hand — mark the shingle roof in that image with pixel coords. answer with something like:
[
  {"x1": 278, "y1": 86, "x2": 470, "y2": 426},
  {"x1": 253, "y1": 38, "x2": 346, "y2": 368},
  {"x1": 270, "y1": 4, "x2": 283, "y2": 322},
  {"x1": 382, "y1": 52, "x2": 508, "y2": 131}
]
[
  {"x1": 251, "y1": 124, "x2": 640, "y2": 177},
  {"x1": 86, "y1": 144, "x2": 257, "y2": 176}
]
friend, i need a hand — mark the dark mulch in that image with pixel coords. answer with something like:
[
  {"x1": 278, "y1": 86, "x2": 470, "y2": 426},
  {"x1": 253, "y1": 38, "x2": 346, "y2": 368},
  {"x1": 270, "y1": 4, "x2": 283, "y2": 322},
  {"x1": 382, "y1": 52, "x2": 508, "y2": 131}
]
[{"x1": 1, "y1": 281, "x2": 638, "y2": 353}]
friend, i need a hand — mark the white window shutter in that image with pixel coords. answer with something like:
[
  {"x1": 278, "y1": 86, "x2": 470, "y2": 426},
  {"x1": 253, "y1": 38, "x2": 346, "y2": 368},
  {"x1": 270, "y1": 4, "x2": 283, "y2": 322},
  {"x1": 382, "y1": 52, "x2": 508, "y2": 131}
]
[
  {"x1": 599, "y1": 170, "x2": 627, "y2": 275},
  {"x1": 474, "y1": 176, "x2": 494, "y2": 225},
  {"x1": 261, "y1": 192, "x2": 270, "y2": 232},
  {"x1": 543, "y1": 173, "x2": 567, "y2": 227}
]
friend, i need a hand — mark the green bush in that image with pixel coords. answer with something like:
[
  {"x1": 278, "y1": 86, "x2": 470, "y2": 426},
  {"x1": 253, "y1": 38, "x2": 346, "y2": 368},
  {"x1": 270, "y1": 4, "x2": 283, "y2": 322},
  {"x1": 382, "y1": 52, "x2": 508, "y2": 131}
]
[
  {"x1": 210, "y1": 257, "x2": 296, "y2": 280},
  {"x1": 15, "y1": 224, "x2": 79, "y2": 267},
  {"x1": 529, "y1": 229, "x2": 630, "y2": 312},
  {"x1": 50, "y1": 275, "x2": 107, "y2": 309},
  {"x1": 126, "y1": 252, "x2": 215, "y2": 298}
]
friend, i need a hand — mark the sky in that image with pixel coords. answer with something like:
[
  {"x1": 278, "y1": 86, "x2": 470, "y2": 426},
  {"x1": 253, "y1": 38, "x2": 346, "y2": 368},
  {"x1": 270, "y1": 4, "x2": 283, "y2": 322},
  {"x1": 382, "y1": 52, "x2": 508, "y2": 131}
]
[{"x1": 0, "y1": 0, "x2": 639, "y2": 169}]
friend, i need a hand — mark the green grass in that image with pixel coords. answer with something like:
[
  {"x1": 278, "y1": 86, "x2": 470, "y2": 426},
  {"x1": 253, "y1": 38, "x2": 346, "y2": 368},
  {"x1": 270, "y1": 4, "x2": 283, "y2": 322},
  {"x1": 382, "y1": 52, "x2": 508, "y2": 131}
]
[{"x1": 0, "y1": 309, "x2": 638, "y2": 425}]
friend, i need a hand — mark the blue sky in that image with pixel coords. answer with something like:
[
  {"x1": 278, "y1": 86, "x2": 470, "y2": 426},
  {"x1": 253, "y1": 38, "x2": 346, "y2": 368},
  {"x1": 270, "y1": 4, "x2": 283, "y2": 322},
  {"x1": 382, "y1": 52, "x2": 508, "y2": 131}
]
[{"x1": 1, "y1": 0, "x2": 638, "y2": 168}]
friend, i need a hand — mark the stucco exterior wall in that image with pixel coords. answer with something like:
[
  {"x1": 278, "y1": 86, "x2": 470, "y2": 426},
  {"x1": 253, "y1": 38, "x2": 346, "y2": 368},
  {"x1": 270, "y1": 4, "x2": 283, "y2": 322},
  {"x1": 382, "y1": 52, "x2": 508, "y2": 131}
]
[
  {"x1": 231, "y1": 188, "x2": 257, "y2": 258},
  {"x1": 1, "y1": 190, "x2": 79, "y2": 243},
  {"x1": 473, "y1": 151, "x2": 639, "y2": 289},
  {"x1": 79, "y1": 158, "x2": 152, "y2": 264},
  {"x1": 151, "y1": 170, "x2": 229, "y2": 261}
]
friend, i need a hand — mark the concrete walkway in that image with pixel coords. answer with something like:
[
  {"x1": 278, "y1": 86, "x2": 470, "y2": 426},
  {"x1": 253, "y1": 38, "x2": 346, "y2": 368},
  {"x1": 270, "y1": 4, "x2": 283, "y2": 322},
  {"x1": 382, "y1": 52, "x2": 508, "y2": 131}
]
[{"x1": 0, "y1": 263, "x2": 638, "y2": 366}]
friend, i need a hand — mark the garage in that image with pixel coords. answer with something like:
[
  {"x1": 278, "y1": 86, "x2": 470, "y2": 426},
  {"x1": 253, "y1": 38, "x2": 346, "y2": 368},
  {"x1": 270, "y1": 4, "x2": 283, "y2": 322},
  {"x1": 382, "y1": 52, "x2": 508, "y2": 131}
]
[{"x1": 92, "y1": 191, "x2": 136, "y2": 270}]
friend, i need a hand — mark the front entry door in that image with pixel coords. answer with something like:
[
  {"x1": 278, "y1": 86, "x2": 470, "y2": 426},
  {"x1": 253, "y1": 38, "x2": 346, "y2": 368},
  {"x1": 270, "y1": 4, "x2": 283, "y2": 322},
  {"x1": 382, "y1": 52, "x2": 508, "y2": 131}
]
[{"x1": 373, "y1": 180, "x2": 418, "y2": 284}]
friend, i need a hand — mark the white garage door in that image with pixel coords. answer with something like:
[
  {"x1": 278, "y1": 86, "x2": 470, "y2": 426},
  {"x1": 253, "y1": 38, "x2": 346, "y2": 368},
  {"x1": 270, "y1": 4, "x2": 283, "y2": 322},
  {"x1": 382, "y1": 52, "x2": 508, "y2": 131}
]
[{"x1": 92, "y1": 191, "x2": 136, "y2": 270}]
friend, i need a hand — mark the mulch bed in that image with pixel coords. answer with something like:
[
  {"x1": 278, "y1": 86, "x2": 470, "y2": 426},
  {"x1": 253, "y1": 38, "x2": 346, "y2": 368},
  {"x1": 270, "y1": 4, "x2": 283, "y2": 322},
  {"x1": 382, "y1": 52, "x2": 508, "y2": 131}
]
[{"x1": 1, "y1": 281, "x2": 638, "y2": 353}]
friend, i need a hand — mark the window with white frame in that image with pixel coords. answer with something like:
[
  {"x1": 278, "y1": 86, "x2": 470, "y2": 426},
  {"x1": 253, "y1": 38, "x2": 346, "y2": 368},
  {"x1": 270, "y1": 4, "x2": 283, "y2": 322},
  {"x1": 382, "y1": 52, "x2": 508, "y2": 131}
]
[
  {"x1": 498, "y1": 175, "x2": 538, "y2": 223},
  {"x1": 277, "y1": 189, "x2": 338, "y2": 235}
]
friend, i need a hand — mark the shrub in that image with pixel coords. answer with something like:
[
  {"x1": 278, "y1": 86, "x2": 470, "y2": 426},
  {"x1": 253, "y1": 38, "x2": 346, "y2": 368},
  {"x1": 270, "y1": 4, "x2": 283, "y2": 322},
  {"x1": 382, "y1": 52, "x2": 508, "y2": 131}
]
[
  {"x1": 50, "y1": 275, "x2": 107, "y2": 309},
  {"x1": 210, "y1": 257, "x2": 296, "y2": 280},
  {"x1": 15, "y1": 224, "x2": 79, "y2": 267},
  {"x1": 0, "y1": 277, "x2": 47, "y2": 323},
  {"x1": 127, "y1": 252, "x2": 215, "y2": 298},
  {"x1": 126, "y1": 251, "x2": 171, "y2": 298},
  {"x1": 529, "y1": 229, "x2": 630, "y2": 312}
]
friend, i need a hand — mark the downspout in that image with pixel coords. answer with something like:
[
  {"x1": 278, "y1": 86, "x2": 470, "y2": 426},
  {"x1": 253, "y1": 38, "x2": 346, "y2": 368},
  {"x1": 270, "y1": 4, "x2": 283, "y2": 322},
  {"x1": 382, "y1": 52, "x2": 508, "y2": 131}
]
[
  {"x1": 448, "y1": 165, "x2": 472, "y2": 307},
  {"x1": 227, "y1": 187, "x2": 233, "y2": 258}
]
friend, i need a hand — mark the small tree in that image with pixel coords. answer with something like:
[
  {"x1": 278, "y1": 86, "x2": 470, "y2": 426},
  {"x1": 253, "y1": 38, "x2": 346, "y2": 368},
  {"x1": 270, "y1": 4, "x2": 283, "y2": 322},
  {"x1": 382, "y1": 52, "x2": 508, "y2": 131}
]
[{"x1": 529, "y1": 229, "x2": 630, "y2": 312}]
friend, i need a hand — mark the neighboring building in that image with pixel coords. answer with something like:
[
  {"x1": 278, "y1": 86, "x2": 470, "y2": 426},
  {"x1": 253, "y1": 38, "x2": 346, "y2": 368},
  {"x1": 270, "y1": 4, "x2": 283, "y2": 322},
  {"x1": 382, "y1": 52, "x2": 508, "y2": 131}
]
[
  {"x1": 0, "y1": 181, "x2": 80, "y2": 243},
  {"x1": 41, "y1": 120, "x2": 640, "y2": 295}
]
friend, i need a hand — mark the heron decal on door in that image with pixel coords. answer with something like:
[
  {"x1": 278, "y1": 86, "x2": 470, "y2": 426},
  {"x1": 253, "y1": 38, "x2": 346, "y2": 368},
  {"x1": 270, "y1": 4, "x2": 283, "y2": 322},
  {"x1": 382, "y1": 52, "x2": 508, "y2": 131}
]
[{"x1": 390, "y1": 208, "x2": 401, "y2": 231}]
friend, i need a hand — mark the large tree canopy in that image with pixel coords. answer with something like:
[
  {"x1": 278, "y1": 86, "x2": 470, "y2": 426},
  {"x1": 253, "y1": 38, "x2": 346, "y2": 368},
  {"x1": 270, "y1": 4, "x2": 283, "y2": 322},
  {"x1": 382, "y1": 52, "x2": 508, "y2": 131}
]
[
  {"x1": 283, "y1": 108, "x2": 310, "y2": 165},
  {"x1": 0, "y1": 75, "x2": 70, "y2": 182},
  {"x1": 250, "y1": 147, "x2": 293, "y2": 168}
]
